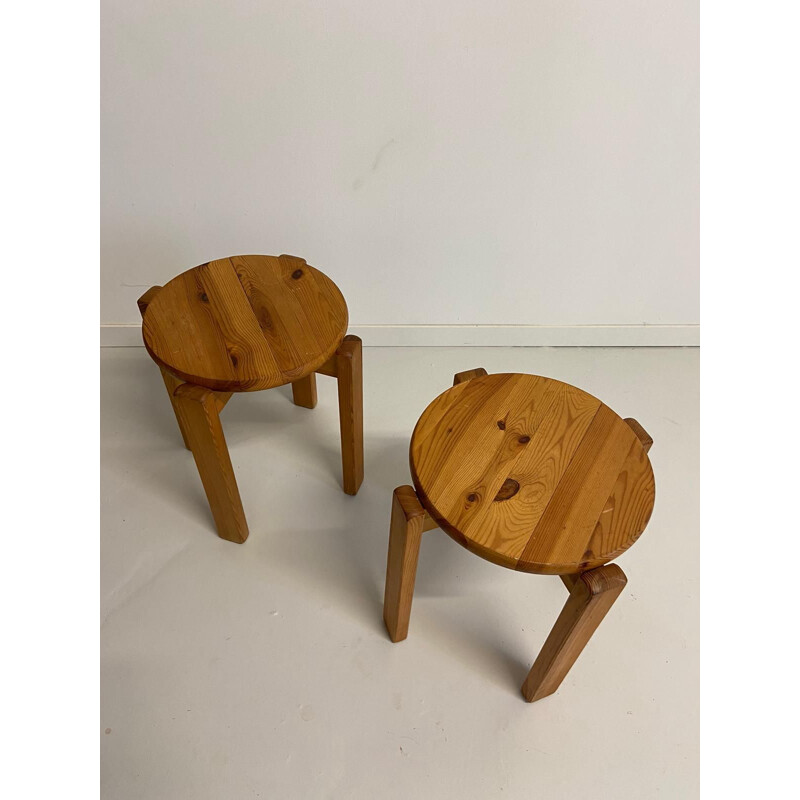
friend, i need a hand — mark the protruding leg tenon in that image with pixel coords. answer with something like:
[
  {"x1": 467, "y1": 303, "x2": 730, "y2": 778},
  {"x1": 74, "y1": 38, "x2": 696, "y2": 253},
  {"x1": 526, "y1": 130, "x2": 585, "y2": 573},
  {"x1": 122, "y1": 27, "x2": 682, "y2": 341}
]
[{"x1": 453, "y1": 367, "x2": 488, "y2": 385}]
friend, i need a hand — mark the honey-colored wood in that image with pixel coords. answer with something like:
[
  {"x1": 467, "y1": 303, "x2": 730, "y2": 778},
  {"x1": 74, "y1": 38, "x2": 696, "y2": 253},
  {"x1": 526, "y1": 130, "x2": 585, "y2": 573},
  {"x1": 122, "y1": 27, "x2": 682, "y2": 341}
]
[
  {"x1": 422, "y1": 513, "x2": 439, "y2": 532},
  {"x1": 410, "y1": 373, "x2": 655, "y2": 575},
  {"x1": 335, "y1": 335, "x2": 364, "y2": 495},
  {"x1": 158, "y1": 367, "x2": 193, "y2": 450},
  {"x1": 291, "y1": 374, "x2": 318, "y2": 409},
  {"x1": 172, "y1": 384, "x2": 249, "y2": 544},
  {"x1": 138, "y1": 286, "x2": 192, "y2": 450},
  {"x1": 453, "y1": 367, "x2": 488, "y2": 385},
  {"x1": 141, "y1": 254, "x2": 349, "y2": 393},
  {"x1": 521, "y1": 564, "x2": 627, "y2": 702},
  {"x1": 559, "y1": 574, "x2": 580, "y2": 590},
  {"x1": 315, "y1": 354, "x2": 338, "y2": 378},
  {"x1": 136, "y1": 285, "x2": 163, "y2": 317},
  {"x1": 624, "y1": 417, "x2": 653, "y2": 453},
  {"x1": 383, "y1": 486, "x2": 426, "y2": 642},
  {"x1": 139, "y1": 257, "x2": 363, "y2": 541}
]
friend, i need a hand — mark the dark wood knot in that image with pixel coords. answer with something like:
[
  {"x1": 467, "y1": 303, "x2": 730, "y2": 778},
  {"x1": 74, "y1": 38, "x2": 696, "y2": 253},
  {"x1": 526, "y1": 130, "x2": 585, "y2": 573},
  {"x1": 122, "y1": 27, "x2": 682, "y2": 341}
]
[
  {"x1": 291, "y1": 269, "x2": 303, "y2": 279},
  {"x1": 199, "y1": 292, "x2": 209, "y2": 303},
  {"x1": 494, "y1": 478, "x2": 520, "y2": 502},
  {"x1": 466, "y1": 492, "x2": 478, "y2": 503},
  {"x1": 518, "y1": 435, "x2": 530, "y2": 444},
  {"x1": 230, "y1": 354, "x2": 239, "y2": 367},
  {"x1": 497, "y1": 420, "x2": 506, "y2": 430}
]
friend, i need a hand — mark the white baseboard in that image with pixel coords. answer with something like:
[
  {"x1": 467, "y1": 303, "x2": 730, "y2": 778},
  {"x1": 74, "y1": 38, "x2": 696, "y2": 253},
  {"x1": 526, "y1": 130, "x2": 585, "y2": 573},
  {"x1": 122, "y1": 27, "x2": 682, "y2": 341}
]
[{"x1": 101, "y1": 323, "x2": 698, "y2": 347}]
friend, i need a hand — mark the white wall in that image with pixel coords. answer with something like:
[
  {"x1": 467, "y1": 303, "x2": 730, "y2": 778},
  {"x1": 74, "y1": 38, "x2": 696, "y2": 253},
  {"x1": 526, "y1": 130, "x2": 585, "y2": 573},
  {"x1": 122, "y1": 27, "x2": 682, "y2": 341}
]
[{"x1": 102, "y1": 0, "x2": 698, "y2": 343}]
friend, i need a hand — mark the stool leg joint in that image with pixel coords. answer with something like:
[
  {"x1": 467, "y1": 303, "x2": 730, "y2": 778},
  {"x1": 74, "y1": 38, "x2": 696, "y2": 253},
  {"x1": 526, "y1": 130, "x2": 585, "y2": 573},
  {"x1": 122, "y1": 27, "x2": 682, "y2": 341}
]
[
  {"x1": 624, "y1": 417, "x2": 653, "y2": 453},
  {"x1": 453, "y1": 367, "x2": 488, "y2": 386},
  {"x1": 335, "y1": 335, "x2": 363, "y2": 495},
  {"x1": 137, "y1": 285, "x2": 163, "y2": 317}
]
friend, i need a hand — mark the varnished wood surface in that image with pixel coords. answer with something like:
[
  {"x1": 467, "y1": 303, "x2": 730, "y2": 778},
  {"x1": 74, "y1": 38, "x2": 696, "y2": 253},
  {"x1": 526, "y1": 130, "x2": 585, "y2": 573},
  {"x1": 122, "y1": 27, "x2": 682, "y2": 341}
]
[
  {"x1": 173, "y1": 384, "x2": 249, "y2": 543},
  {"x1": 141, "y1": 254, "x2": 349, "y2": 392},
  {"x1": 409, "y1": 373, "x2": 655, "y2": 575},
  {"x1": 521, "y1": 564, "x2": 627, "y2": 702},
  {"x1": 383, "y1": 486, "x2": 426, "y2": 642},
  {"x1": 624, "y1": 417, "x2": 653, "y2": 453},
  {"x1": 138, "y1": 286, "x2": 192, "y2": 449},
  {"x1": 335, "y1": 335, "x2": 364, "y2": 495},
  {"x1": 292, "y1": 374, "x2": 318, "y2": 409}
]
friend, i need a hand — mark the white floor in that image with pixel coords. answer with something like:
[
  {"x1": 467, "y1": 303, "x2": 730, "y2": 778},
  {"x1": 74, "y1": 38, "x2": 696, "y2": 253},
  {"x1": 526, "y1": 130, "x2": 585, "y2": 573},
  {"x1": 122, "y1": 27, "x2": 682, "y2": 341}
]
[{"x1": 101, "y1": 346, "x2": 699, "y2": 799}]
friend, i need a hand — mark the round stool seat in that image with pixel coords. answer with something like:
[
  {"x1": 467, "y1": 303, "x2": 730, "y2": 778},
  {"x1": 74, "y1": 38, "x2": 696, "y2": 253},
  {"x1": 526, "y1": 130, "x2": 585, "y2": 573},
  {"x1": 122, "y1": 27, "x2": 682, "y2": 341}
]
[
  {"x1": 141, "y1": 254, "x2": 348, "y2": 392},
  {"x1": 410, "y1": 373, "x2": 655, "y2": 574}
]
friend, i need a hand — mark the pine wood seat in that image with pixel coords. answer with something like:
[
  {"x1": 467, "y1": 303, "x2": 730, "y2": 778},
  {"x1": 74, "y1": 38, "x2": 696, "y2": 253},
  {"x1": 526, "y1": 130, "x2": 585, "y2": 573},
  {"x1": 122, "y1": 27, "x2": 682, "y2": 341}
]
[
  {"x1": 383, "y1": 368, "x2": 656, "y2": 704},
  {"x1": 410, "y1": 372, "x2": 655, "y2": 575},
  {"x1": 142, "y1": 254, "x2": 349, "y2": 392},
  {"x1": 138, "y1": 254, "x2": 363, "y2": 544}
]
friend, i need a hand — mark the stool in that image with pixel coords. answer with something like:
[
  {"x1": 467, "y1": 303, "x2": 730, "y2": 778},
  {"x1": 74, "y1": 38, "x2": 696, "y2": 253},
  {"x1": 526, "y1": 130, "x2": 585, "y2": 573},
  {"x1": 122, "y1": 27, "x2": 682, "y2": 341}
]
[
  {"x1": 138, "y1": 254, "x2": 363, "y2": 543},
  {"x1": 382, "y1": 368, "x2": 655, "y2": 702}
]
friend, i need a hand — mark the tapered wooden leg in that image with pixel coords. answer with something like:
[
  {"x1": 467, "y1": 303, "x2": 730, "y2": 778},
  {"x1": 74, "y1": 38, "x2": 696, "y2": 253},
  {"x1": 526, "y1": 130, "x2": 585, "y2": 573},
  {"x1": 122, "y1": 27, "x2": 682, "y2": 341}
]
[
  {"x1": 172, "y1": 383, "x2": 249, "y2": 544},
  {"x1": 291, "y1": 373, "x2": 318, "y2": 409},
  {"x1": 522, "y1": 564, "x2": 627, "y2": 702},
  {"x1": 156, "y1": 366, "x2": 193, "y2": 449},
  {"x1": 138, "y1": 285, "x2": 192, "y2": 449},
  {"x1": 383, "y1": 486, "x2": 426, "y2": 642},
  {"x1": 335, "y1": 335, "x2": 363, "y2": 495}
]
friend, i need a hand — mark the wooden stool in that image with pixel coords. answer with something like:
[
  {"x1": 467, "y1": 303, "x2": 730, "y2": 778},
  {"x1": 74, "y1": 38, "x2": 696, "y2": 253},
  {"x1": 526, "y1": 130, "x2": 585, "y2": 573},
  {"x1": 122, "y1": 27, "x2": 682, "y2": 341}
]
[
  {"x1": 383, "y1": 369, "x2": 655, "y2": 703},
  {"x1": 138, "y1": 254, "x2": 364, "y2": 543}
]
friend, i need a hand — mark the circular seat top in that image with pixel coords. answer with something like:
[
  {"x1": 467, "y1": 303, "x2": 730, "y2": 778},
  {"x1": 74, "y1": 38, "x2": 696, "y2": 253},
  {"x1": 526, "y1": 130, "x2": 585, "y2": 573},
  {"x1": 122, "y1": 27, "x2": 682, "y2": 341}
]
[
  {"x1": 410, "y1": 373, "x2": 655, "y2": 575},
  {"x1": 142, "y1": 254, "x2": 348, "y2": 392}
]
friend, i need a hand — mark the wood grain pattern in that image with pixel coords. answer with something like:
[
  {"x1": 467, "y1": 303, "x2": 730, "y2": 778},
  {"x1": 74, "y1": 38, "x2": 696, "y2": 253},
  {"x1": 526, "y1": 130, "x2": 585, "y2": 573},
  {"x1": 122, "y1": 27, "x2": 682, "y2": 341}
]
[
  {"x1": 141, "y1": 255, "x2": 348, "y2": 392},
  {"x1": 410, "y1": 373, "x2": 655, "y2": 574},
  {"x1": 521, "y1": 564, "x2": 627, "y2": 702},
  {"x1": 173, "y1": 384, "x2": 249, "y2": 543},
  {"x1": 336, "y1": 335, "x2": 364, "y2": 495},
  {"x1": 383, "y1": 486, "x2": 426, "y2": 642}
]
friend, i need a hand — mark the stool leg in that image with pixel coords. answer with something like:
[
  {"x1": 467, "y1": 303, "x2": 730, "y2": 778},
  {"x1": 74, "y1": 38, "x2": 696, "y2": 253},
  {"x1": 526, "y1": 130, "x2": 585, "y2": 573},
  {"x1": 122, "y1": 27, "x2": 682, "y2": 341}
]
[
  {"x1": 522, "y1": 564, "x2": 627, "y2": 702},
  {"x1": 383, "y1": 486, "x2": 426, "y2": 642},
  {"x1": 291, "y1": 374, "x2": 318, "y2": 409},
  {"x1": 138, "y1": 285, "x2": 191, "y2": 450},
  {"x1": 173, "y1": 383, "x2": 249, "y2": 544},
  {"x1": 158, "y1": 366, "x2": 193, "y2": 450},
  {"x1": 335, "y1": 335, "x2": 364, "y2": 495},
  {"x1": 559, "y1": 574, "x2": 580, "y2": 590}
]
